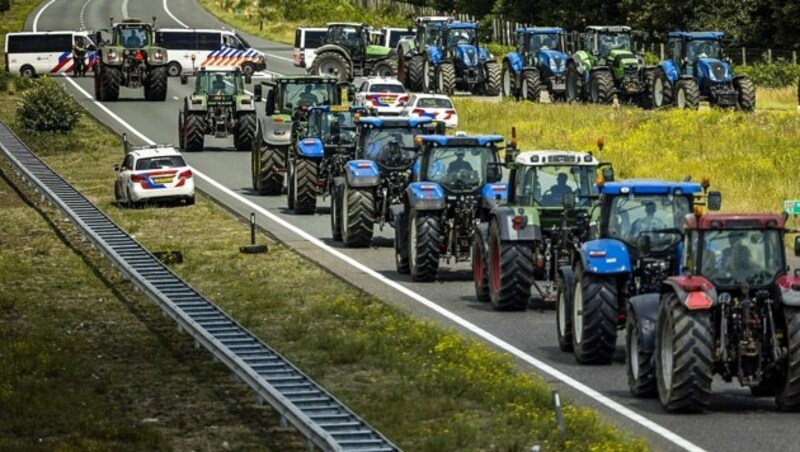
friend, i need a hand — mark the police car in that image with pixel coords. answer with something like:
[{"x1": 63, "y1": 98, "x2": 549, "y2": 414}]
[
  {"x1": 353, "y1": 77, "x2": 408, "y2": 115},
  {"x1": 114, "y1": 144, "x2": 195, "y2": 207},
  {"x1": 399, "y1": 93, "x2": 458, "y2": 128}
]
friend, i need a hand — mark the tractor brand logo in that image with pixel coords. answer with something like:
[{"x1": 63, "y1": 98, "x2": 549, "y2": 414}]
[
  {"x1": 50, "y1": 51, "x2": 99, "y2": 74},
  {"x1": 200, "y1": 47, "x2": 263, "y2": 68}
]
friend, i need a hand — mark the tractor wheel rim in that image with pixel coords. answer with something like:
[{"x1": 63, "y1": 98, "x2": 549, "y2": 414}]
[
  {"x1": 558, "y1": 288, "x2": 567, "y2": 337},
  {"x1": 331, "y1": 191, "x2": 338, "y2": 233},
  {"x1": 502, "y1": 68, "x2": 511, "y2": 95},
  {"x1": 410, "y1": 215, "x2": 418, "y2": 269},
  {"x1": 573, "y1": 279, "x2": 583, "y2": 344},
  {"x1": 521, "y1": 79, "x2": 528, "y2": 98},
  {"x1": 437, "y1": 68, "x2": 443, "y2": 93},
  {"x1": 677, "y1": 87, "x2": 686, "y2": 108},
  {"x1": 654, "y1": 78, "x2": 663, "y2": 106},
  {"x1": 320, "y1": 59, "x2": 341, "y2": 77},
  {"x1": 630, "y1": 323, "x2": 640, "y2": 378},
  {"x1": 168, "y1": 64, "x2": 180, "y2": 77},
  {"x1": 423, "y1": 60, "x2": 430, "y2": 91},
  {"x1": 660, "y1": 313, "x2": 674, "y2": 389}
]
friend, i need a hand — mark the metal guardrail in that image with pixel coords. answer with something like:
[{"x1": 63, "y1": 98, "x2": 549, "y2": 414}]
[{"x1": 0, "y1": 122, "x2": 398, "y2": 452}]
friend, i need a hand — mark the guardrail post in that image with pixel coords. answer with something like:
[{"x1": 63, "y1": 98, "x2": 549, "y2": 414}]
[
  {"x1": 793, "y1": 51, "x2": 797, "y2": 65},
  {"x1": 742, "y1": 47, "x2": 746, "y2": 66},
  {"x1": 659, "y1": 43, "x2": 664, "y2": 61}
]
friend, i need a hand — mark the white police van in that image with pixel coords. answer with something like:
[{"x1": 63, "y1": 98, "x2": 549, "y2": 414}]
[
  {"x1": 5, "y1": 31, "x2": 98, "y2": 77},
  {"x1": 155, "y1": 28, "x2": 266, "y2": 77},
  {"x1": 293, "y1": 27, "x2": 326, "y2": 68}
]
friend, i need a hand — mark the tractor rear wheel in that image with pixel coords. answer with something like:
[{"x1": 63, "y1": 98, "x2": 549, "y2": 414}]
[
  {"x1": 235, "y1": 112, "x2": 257, "y2": 152},
  {"x1": 310, "y1": 52, "x2": 350, "y2": 82},
  {"x1": 521, "y1": 69, "x2": 542, "y2": 103},
  {"x1": 565, "y1": 64, "x2": 583, "y2": 103},
  {"x1": 589, "y1": 70, "x2": 614, "y2": 104},
  {"x1": 184, "y1": 113, "x2": 205, "y2": 152},
  {"x1": 734, "y1": 77, "x2": 756, "y2": 112},
  {"x1": 571, "y1": 267, "x2": 617, "y2": 364},
  {"x1": 777, "y1": 306, "x2": 800, "y2": 410},
  {"x1": 639, "y1": 68, "x2": 655, "y2": 110},
  {"x1": 436, "y1": 62, "x2": 456, "y2": 95},
  {"x1": 627, "y1": 308, "x2": 657, "y2": 397},
  {"x1": 292, "y1": 157, "x2": 318, "y2": 215},
  {"x1": 472, "y1": 232, "x2": 489, "y2": 302},
  {"x1": 256, "y1": 146, "x2": 286, "y2": 195},
  {"x1": 394, "y1": 217, "x2": 409, "y2": 274},
  {"x1": 501, "y1": 61, "x2": 516, "y2": 98},
  {"x1": 406, "y1": 55, "x2": 425, "y2": 92},
  {"x1": 146, "y1": 66, "x2": 168, "y2": 101},
  {"x1": 652, "y1": 69, "x2": 673, "y2": 109},
  {"x1": 99, "y1": 66, "x2": 121, "y2": 101},
  {"x1": 178, "y1": 111, "x2": 185, "y2": 150},
  {"x1": 484, "y1": 61, "x2": 501, "y2": 96},
  {"x1": 330, "y1": 181, "x2": 343, "y2": 241},
  {"x1": 372, "y1": 59, "x2": 398, "y2": 77},
  {"x1": 286, "y1": 159, "x2": 295, "y2": 210},
  {"x1": 341, "y1": 184, "x2": 374, "y2": 247},
  {"x1": 656, "y1": 292, "x2": 712, "y2": 412},
  {"x1": 409, "y1": 210, "x2": 440, "y2": 282},
  {"x1": 488, "y1": 220, "x2": 533, "y2": 311},
  {"x1": 675, "y1": 79, "x2": 700, "y2": 110},
  {"x1": 556, "y1": 266, "x2": 574, "y2": 352}
]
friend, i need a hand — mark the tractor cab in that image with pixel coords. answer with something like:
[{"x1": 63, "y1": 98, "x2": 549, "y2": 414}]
[
  {"x1": 194, "y1": 68, "x2": 247, "y2": 98},
  {"x1": 437, "y1": 23, "x2": 488, "y2": 65},
  {"x1": 263, "y1": 76, "x2": 342, "y2": 116},
  {"x1": 519, "y1": 28, "x2": 567, "y2": 57},
  {"x1": 355, "y1": 117, "x2": 438, "y2": 171},
  {"x1": 305, "y1": 105, "x2": 364, "y2": 147},
  {"x1": 415, "y1": 134, "x2": 503, "y2": 194},
  {"x1": 667, "y1": 32, "x2": 728, "y2": 78},
  {"x1": 112, "y1": 19, "x2": 153, "y2": 49},
  {"x1": 417, "y1": 16, "x2": 452, "y2": 48},
  {"x1": 583, "y1": 25, "x2": 634, "y2": 62}
]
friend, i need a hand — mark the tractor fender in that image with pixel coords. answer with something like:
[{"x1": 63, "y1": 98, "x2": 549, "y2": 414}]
[
  {"x1": 505, "y1": 52, "x2": 523, "y2": 73},
  {"x1": 589, "y1": 65, "x2": 610, "y2": 74},
  {"x1": 184, "y1": 96, "x2": 207, "y2": 112},
  {"x1": 481, "y1": 182, "x2": 508, "y2": 209},
  {"x1": 662, "y1": 276, "x2": 717, "y2": 310},
  {"x1": 345, "y1": 160, "x2": 380, "y2": 187},
  {"x1": 491, "y1": 206, "x2": 542, "y2": 242},
  {"x1": 657, "y1": 60, "x2": 680, "y2": 83},
  {"x1": 777, "y1": 275, "x2": 800, "y2": 306},
  {"x1": 236, "y1": 96, "x2": 256, "y2": 112},
  {"x1": 570, "y1": 51, "x2": 592, "y2": 74},
  {"x1": 475, "y1": 222, "x2": 489, "y2": 244},
  {"x1": 478, "y1": 46, "x2": 494, "y2": 62},
  {"x1": 426, "y1": 46, "x2": 443, "y2": 66},
  {"x1": 295, "y1": 137, "x2": 324, "y2": 158},
  {"x1": 406, "y1": 182, "x2": 445, "y2": 210},
  {"x1": 627, "y1": 293, "x2": 661, "y2": 354},
  {"x1": 397, "y1": 38, "x2": 414, "y2": 58},
  {"x1": 314, "y1": 45, "x2": 353, "y2": 64},
  {"x1": 579, "y1": 239, "x2": 631, "y2": 275},
  {"x1": 261, "y1": 115, "x2": 292, "y2": 146}
]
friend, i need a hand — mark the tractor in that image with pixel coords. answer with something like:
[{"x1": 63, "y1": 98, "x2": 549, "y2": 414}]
[
  {"x1": 308, "y1": 23, "x2": 398, "y2": 82},
  {"x1": 285, "y1": 105, "x2": 365, "y2": 215},
  {"x1": 393, "y1": 133, "x2": 506, "y2": 282},
  {"x1": 562, "y1": 178, "x2": 721, "y2": 364},
  {"x1": 651, "y1": 31, "x2": 756, "y2": 111},
  {"x1": 501, "y1": 27, "x2": 569, "y2": 102},
  {"x1": 476, "y1": 139, "x2": 608, "y2": 311},
  {"x1": 93, "y1": 17, "x2": 168, "y2": 101},
  {"x1": 332, "y1": 116, "x2": 443, "y2": 247},
  {"x1": 177, "y1": 67, "x2": 256, "y2": 152},
  {"x1": 626, "y1": 213, "x2": 800, "y2": 412},
  {"x1": 251, "y1": 76, "x2": 347, "y2": 195},
  {"x1": 396, "y1": 16, "x2": 453, "y2": 92},
  {"x1": 565, "y1": 26, "x2": 653, "y2": 107},
  {"x1": 423, "y1": 22, "x2": 501, "y2": 96}
]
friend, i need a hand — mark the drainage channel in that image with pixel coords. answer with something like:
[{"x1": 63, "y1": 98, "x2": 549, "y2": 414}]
[{"x1": 0, "y1": 122, "x2": 398, "y2": 452}]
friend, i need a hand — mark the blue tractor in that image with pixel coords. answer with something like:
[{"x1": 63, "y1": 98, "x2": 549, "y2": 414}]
[
  {"x1": 560, "y1": 178, "x2": 720, "y2": 364},
  {"x1": 652, "y1": 32, "x2": 755, "y2": 111},
  {"x1": 286, "y1": 105, "x2": 364, "y2": 214},
  {"x1": 332, "y1": 116, "x2": 442, "y2": 246},
  {"x1": 422, "y1": 22, "x2": 501, "y2": 96},
  {"x1": 501, "y1": 27, "x2": 569, "y2": 102},
  {"x1": 393, "y1": 134, "x2": 506, "y2": 282}
]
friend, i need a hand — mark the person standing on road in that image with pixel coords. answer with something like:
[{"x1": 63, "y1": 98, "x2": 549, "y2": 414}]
[{"x1": 72, "y1": 37, "x2": 86, "y2": 77}]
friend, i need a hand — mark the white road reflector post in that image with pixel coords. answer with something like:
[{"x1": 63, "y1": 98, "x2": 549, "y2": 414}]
[
  {"x1": 552, "y1": 389, "x2": 566, "y2": 442},
  {"x1": 240, "y1": 212, "x2": 268, "y2": 254}
]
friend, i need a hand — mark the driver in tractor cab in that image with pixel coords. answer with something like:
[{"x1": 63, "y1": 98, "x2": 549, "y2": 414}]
[
  {"x1": 298, "y1": 85, "x2": 319, "y2": 107},
  {"x1": 125, "y1": 30, "x2": 142, "y2": 48},
  {"x1": 630, "y1": 200, "x2": 667, "y2": 238},
  {"x1": 212, "y1": 74, "x2": 227, "y2": 92},
  {"x1": 548, "y1": 172, "x2": 572, "y2": 199},
  {"x1": 447, "y1": 149, "x2": 473, "y2": 173}
]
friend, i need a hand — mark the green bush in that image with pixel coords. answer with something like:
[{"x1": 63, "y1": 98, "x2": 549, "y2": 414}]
[
  {"x1": 16, "y1": 77, "x2": 80, "y2": 133},
  {"x1": 0, "y1": 0, "x2": 10, "y2": 13},
  {"x1": 734, "y1": 61, "x2": 800, "y2": 88}
]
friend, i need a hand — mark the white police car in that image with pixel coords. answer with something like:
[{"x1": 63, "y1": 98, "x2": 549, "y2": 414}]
[
  {"x1": 114, "y1": 144, "x2": 195, "y2": 207},
  {"x1": 353, "y1": 77, "x2": 408, "y2": 115}
]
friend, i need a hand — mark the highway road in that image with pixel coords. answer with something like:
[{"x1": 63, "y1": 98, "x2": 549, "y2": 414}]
[{"x1": 25, "y1": 1, "x2": 800, "y2": 450}]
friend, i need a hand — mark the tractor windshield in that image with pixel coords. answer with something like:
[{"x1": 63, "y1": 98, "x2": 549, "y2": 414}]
[
  {"x1": 597, "y1": 32, "x2": 631, "y2": 56},
  {"x1": 117, "y1": 25, "x2": 151, "y2": 49},
  {"x1": 198, "y1": 72, "x2": 242, "y2": 95},
  {"x1": 516, "y1": 165, "x2": 597, "y2": 207},
  {"x1": 699, "y1": 229, "x2": 783, "y2": 287},
  {"x1": 308, "y1": 110, "x2": 357, "y2": 146},
  {"x1": 427, "y1": 146, "x2": 494, "y2": 193},
  {"x1": 282, "y1": 82, "x2": 335, "y2": 110},
  {"x1": 362, "y1": 128, "x2": 420, "y2": 170},
  {"x1": 607, "y1": 195, "x2": 689, "y2": 251},
  {"x1": 529, "y1": 33, "x2": 563, "y2": 52},
  {"x1": 685, "y1": 39, "x2": 722, "y2": 63},
  {"x1": 446, "y1": 28, "x2": 476, "y2": 47},
  {"x1": 423, "y1": 22, "x2": 444, "y2": 46}
]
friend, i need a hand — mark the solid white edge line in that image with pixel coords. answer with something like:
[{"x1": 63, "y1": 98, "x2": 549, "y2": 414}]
[
  {"x1": 163, "y1": 0, "x2": 188, "y2": 29},
  {"x1": 59, "y1": 75, "x2": 704, "y2": 452},
  {"x1": 32, "y1": 0, "x2": 58, "y2": 32}
]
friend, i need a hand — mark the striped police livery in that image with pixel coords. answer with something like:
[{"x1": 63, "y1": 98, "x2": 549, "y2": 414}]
[{"x1": 200, "y1": 47, "x2": 263, "y2": 68}]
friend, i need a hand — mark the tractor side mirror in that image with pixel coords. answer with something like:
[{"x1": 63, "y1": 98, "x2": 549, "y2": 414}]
[
  {"x1": 245, "y1": 74, "x2": 252, "y2": 84},
  {"x1": 707, "y1": 191, "x2": 722, "y2": 211},
  {"x1": 180, "y1": 74, "x2": 188, "y2": 85},
  {"x1": 486, "y1": 165, "x2": 501, "y2": 183},
  {"x1": 265, "y1": 89, "x2": 276, "y2": 116},
  {"x1": 95, "y1": 31, "x2": 103, "y2": 46},
  {"x1": 637, "y1": 234, "x2": 652, "y2": 255},
  {"x1": 562, "y1": 192, "x2": 576, "y2": 211},
  {"x1": 601, "y1": 165, "x2": 614, "y2": 182},
  {"x1": 254, "y1": 84, "x2": 262, "y2": 102},
  {"x1": 795, "y1": 236, "x2": 800, "y2": 257}
]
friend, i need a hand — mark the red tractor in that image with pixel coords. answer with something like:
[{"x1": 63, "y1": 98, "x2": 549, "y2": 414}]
[{"x1": 626, "y1": 212, "x2": 800, "y2": 412}]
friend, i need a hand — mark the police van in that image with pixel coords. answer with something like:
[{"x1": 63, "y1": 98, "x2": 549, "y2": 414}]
[
  {"x1": 293, "y1": 27, "x2": 326, "y2": 68},
  {"x1": 5, "y1": 31, "x2": 98, "y2": 77},
  {"x1": 154, "y1": 28, "x2": 266, "y2": 77}
]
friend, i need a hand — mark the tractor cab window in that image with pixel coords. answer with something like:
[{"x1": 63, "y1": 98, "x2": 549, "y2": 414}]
[
  {"x1": 200, "y1": 72, "x2": 240, "y2": 95},
  {"x1": 700, "y1": 229, "x2": 783, "y2": 287},
  {"x1": 422, "y1": 23, "x2": 443, "y2": 46},
  {"x1": 362, "y1": 128, "x2": 419, "y2": 169},
  {"x1": 117, "y1": 26, "x2": 150, "y2": 49},
  {"x1": 515, "y1": 165, "x2": 596, "y2": 207},
  {"x1": 607, "y1": 194, "x2": 688, "y2": 251},
  {"x1": 446, "y1": 28, "x2": 476, "y2": 48},
  {"x1": 669, "y1": 38, "x2": 682, "y2": 65},
  {"x1": 309, "y1": 110, "x2": 357, "y2": 145},
  {"x1": 597, "y1": 32, "x2": 631, "y2": 56},
  {"x1": 685, "y1": 39, "x2": 721, "y2": 63},
  {"x1": 528, "y1": 33, "x2": 561, "y2": 52},
  {"x1": 282, "y1": 83, "x2": 334, "y2": 110},
  {"x1": 427, "y1": 146, "x2": 493, "y2": 193}
]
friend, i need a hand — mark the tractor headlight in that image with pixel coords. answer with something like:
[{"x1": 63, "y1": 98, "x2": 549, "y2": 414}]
[
  {"x1": 549, "y1": 60, "x2": 558, "y2": 71},
  {"x1": 154, "y1": 50, "x2": 164, "y2": 60},
  {"x1": 107, "y1": 50, "x2": 117, "y2": 60}
]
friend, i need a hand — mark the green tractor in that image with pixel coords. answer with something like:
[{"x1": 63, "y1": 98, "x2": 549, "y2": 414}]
[
  {"x1": 93, "y1": 17, "x2": 168, "y2": 101},
  {"x1": 177, "y1": 67, "x2": 257, "y2": 153},
  {"x1": 565, "y1": 26, "x2": 653, "y2": 107},
  {"x1": 308, "y1": 23, "x2": 398, "y2": 82},
  {"x1": 251, "y1": 76, "x2": 348, "y2": 195}
]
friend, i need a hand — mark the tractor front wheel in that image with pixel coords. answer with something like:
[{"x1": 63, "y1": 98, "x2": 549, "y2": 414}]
[
  {"x1": 292, "y1": 157, "x2": 319, "y2": 215},
  {"x1": 372, "y1": 59, "x2": 398, "y2": 77},
  {"x1": 565, "y1": 64, "x2": 583, "y2": 103},
  {"x1": 487, "y1": 220, "x2": 533, "y2": 311},
  {"x1": 675, "y1": 79, "x2": 700, "y2": 110},
  {"x1": 501, "y1": 62, "x2": 516, "y2": 98},
  {"x1": 627, "y1": 308, "x2": 657, "y2": 397},
  {"x1": 394, "y1": 214, "x2": 410, "y2": 274},
  {"x1": 409, "y1": 210, "x2": 441, "y2": 282},
  {"x1": 639, "y1": 68, "x2": 655, "y2": 110},
  {"x1": 556, "y1": 266, "x2": 574, "y2": 352},
  {"x1": 652, "y1": 69, "x2": 673, "y2": 109},
  {"x1": 521, "y1": 69, "x2": 542, "y2": 103},
  {"x1": 178, "y1": 111, "x2": 185, "y2": 150},
  {"x1": 234, "y1": 112, "x2": 257, "y2": 152},
  {"x1": 589, "y1": 70, "x2": 614, "y2": 104},
  {"x1": 183, "y1": 113, "x2": 205, "y2": 152},
  {"x1": 472, "y1": 232, "x2": 489, "y2": 302},
  {"x1": 341, "y1": 184, "x2": 375, "y2": 247},
  {"x1": 734, "y1": 77, "x2": 756, "y2": 112},
  {"x1": 330, "y1": 181, "x2": 344, "y2": 241},
  {"x1": 571, "y1": 267, "x2": 617, "y2": 364},
  {"x1": 484, "y1": 61, "x2": 501, "y2": 96},
  {"x1": 436, "y1": 62, "x2": 456, "y2": 95},
  {"x1": 406, "y1": 55, "x2": 425, "y2": 92}
]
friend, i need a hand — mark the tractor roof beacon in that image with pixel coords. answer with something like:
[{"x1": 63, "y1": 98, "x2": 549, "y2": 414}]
[
  {"x1": 307, "y1": 23, "x2": 398, "y2": 82},
  {"x1": 501, "y1": 27, "x2": 569, "y2": 103}
]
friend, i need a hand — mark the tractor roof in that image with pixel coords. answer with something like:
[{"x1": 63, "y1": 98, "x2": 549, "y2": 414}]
[
  {"x1": 356, "y1": 116, "x2": 433, "y2": 128},
  {"x1": 198, "y1": 66, "x2": 241, "y2": 73},
  {"x1": 684, "y1": 213, "x2": 786, "y2": 231},
  {"x1": 446, "y1": 22, "x2": 479, "y2": 30},
  {"x1": 415, "y1": 16, "x2": 453, "y2": 24},
  {"x1": 515, "y1": 27, "x2": 564, "y2": 35},
  {"x1": 419, "y1": 134, "x2": 503, "y2": 147},
  {"x1": 601, "y1": 179, "x2": 702, "y2": 196},
  {"x1": 273, "y1": 75, "x2": 339, "y2": 83},
  {"x1": 515, "y1": 150, "x2": 598, "y2": 166},
  {"x1": 586, "y1": 25, "x2": 631, "y2": 33},
  {"x1": 327, "y1": 22, "x2": 365, "y2": 28},
  {"x1": 668, "y1": 31, "x2": 725, "y2": 40}
]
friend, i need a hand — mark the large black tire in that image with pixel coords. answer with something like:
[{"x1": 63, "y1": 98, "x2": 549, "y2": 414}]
[
  {"x1": 184, "y1": 113, "x2": 205, "y2": 152},
  {"x1": 309, "y1": 51, "x2": 351, "y2": 82},
  {"x1": 292, "y1": 158, "x2": 318, "y2": 215},
  {"x1": 436, "y1": 62, "x2": 456, "y2": 95},
  {"x1": 487, "y1": 220, "x2": 533, "y2": 311},
  {"x1": 256, "y1": 146, "x2": 286, "y2": 195},
  {"x1": 655, "y1": 292, "x2": 713, "y2": 412},
  {"x1": 406, "y1": 55, "x2": 424, "y2": 92},
  {"x1": 639, "y1": 68, "x2": 655, "y2": 110},
  {"x1": 589, "y1": 70, "x2": 614, "y2": 104},
  {"x1": 571, "y1": 267, "x2": 618, "y2": 364},
  {"x1": 409, "y1": 210, "x2": 440, "y2": 282},
  {"x1": 521, "y1": 69, "x2": 542, "y2": 103},
  {"x1": 330, "y1": 181, "x2": 343, "y2": 241},
  {"x1": 178, "y1": 111, "x2": 185, "y2": 150},
  {"x1": 146, "y1": 66, "x2": 168, "y2": 101},
  {"x1": 99, "y1": 66, "x2": 121, "y2": 101},
  {"x1": 286, "y1": 160, "x2": 295, "y2": 210},
  {"x1": 627, "y1": 308, "x2": 657, "y2": 397},
  {"x1": 675, "y1": 79, "x2": 700, "y2": 110},
  {"x1": 556, "y1": 267, "x2": 574, "y2": 352},
  {"x1": 777, "y1": 306, "x2": 800, "y2": 410},
  {"x1": 423, "y1": 58, "x2": 435, "y2": 93},
  {"x1": 234, "y1": 113, "x2": 257, "y2": 152},
  {"x1": 472, "y1": 232, "x2": 489, "y2": 302},
  {"x1": 565, "y1": 64, "x2": 583, "y2": 103},
  {"x1": 484, "y1": 61, "x2": 501, "y2": 96},
  {"x1": 652, "y1": 69, "x2": 673, "y2": 109},
  {"x1": 501, "y1": 61, "x2": 516, "y2": 98},
  {"x1": 394, "y1": 216, "x2": 409, "y2": 274},
  {"x1": 341, "y1": 184, "x2": 374, "y2": 247},
  {"x1": 734, "y1": 77, "x2": 756, "y2": 112},
  {"x1": 372, "y1": 59, "x2": 398, "y2": 77}
]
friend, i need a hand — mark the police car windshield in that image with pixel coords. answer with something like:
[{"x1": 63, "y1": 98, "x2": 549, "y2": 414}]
[
  {"x1": 427, "y1": 146, "x2": 491, "y2": 193},
  {"x1": 699, "y1": 229, "x2": 783, "y2": 287},
  {"x1": 118, "y1": 26, "x2": 150, "y2": 48},
  {"x1": 607, "y1": 195, "x2": 689, "y2": 251}
]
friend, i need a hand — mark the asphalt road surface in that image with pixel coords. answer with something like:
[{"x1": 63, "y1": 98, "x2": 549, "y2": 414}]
[{"x1": 25, "y1": 1, "x2": 800, "y2": 450}]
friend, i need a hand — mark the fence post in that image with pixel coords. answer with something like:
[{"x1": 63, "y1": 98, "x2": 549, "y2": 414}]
[
  {"x1": 767, "y1": 48, "x2": 772, "y2": 65},
  {"x1": 659, "y1": 43, "x2": 664, "y2": 60},
  {"x1": 793, "y1": 51, "x2": 797, "y2": 65},
  {"x1": 742, "y1": 47, "x2": 746, "y2": 66}
]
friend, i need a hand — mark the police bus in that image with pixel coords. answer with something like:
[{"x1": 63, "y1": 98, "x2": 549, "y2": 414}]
[{"x1": 154, "y1": 28, "x2": 266, "y2": 77}]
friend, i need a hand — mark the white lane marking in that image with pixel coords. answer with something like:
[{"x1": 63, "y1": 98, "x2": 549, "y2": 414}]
[
  {"x1": 79, "y1": 0, "x2": 93, "y2": 31},
  {"x1": 163, "y1": 0, "x2": 188, "y2": 28},
  {"x1": 172, "y1": 96, "x2": 179, "y2": 100},
  {"x1": 60, "y1": 69, "x2": 704, "y2": 452},
  {"x1": 121, "y1": 0, "x2": 129, "y2": 18},
  {"x1": 32, "y1": 0, "x2": 58, "y2": 32}
]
